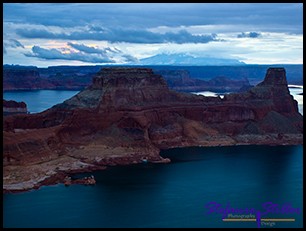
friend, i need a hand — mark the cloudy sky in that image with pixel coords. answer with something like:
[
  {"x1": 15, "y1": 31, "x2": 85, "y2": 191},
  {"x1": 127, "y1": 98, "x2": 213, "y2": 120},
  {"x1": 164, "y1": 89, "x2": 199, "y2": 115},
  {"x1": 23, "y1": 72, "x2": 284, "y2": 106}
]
[{"x1": 3, "y1": 3, "x2": 303, "y2": 67}]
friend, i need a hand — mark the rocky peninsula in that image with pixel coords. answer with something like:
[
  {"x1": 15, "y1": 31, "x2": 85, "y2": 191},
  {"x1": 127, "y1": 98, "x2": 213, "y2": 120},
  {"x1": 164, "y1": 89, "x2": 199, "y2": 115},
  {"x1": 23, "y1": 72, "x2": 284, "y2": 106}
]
[{"x1": 3, "y1": 67, "x2": 303, "y2": 193}]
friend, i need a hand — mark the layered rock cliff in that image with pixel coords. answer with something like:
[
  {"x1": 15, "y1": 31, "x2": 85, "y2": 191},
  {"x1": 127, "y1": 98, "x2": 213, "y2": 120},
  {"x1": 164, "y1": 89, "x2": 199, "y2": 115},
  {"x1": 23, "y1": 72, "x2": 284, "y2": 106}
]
[
  {"x1": 155, "y1": 69, "x2": 251, "y2": 92},
  {"x1": 3, "y1": 68, "x2": 54, "y2": 90},
  {"x1": 3, "y1": 67, "x2": 93, "y2": 91},
  {"x1": 3, "y1": 67, "x2": 303, "y2": 192},
  {"x1": 3, "y1": 99, "x2": 28, "y2": 116}
]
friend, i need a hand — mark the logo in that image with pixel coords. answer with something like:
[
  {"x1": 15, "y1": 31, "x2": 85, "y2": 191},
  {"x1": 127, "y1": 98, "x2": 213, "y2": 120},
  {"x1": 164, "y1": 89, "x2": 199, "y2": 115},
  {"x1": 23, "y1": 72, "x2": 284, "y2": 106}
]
[{"x1": 205, "y1": 201, "x2": 301, "y2": 228}]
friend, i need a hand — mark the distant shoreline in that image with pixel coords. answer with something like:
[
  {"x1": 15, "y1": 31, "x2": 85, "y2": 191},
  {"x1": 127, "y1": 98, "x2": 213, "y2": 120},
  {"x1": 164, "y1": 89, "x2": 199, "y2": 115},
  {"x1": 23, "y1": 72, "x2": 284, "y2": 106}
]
[
  {"x1": 3, "y1": 88, "x2": 84, "y2": 92},
  {"x1": 288, "y1": 85, "x2": 303, "y2": 89},
  {"x1": 3, "y1": 85, "x2": 303, "y2": 93},
  {"x1": 3, "y1": 141, "x2": 303, "y2": 194}
]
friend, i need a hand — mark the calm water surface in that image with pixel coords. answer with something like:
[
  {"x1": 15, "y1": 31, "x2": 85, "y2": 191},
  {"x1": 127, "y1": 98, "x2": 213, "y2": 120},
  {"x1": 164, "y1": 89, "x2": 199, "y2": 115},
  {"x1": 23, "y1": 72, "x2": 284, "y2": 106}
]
[
  {"x1": 3, "y1": 145, "x2": 303, "y2": 228},
  {"x1": 3, "y1": 90, "x2": 80, "y2": 113}
]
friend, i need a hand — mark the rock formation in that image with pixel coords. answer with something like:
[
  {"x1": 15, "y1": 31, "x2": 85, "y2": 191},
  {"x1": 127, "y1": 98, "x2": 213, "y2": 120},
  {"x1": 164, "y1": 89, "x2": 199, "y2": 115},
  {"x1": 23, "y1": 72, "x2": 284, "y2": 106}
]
[
  {"x1": 4, "y1": 64, "x2": 303, "y2": 91},
  {"x1": 155, "y1": 69, "x2": 251, "y2": 92},
  {"x1": 3, "y1": 67, "x2": 303, "y2": 193},
  {"x1": 3, "y1": 67, "x2": 93, "y2": 91},
  {"x1": 3, "y1": 99, "x2": 28, "y2": 116},
  {"x1": 3, "y1": 68, "x2": 54, "y2": 90}
]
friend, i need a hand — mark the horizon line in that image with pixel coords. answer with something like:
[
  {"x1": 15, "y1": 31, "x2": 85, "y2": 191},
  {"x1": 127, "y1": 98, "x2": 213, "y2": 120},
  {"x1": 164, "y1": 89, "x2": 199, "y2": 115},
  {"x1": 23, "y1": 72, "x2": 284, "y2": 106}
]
[{"x1": 3, "y1": 63, "x2": 303, "y2": 68}]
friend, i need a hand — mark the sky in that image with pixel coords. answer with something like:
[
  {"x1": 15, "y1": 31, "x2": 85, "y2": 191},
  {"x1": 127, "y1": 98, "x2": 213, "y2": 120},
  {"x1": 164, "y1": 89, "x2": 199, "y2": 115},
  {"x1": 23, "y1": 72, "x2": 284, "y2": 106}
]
[{"x1": 3, "y1": 3, "x2": 303, "y2": 67}]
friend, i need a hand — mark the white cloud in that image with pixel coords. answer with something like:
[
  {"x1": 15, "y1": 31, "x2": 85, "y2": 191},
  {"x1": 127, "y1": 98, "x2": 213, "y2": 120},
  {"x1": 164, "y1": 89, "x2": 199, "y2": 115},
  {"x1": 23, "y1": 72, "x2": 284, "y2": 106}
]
[{"x1": 3, "y1": 3, "x2": 303, "y2": 66}]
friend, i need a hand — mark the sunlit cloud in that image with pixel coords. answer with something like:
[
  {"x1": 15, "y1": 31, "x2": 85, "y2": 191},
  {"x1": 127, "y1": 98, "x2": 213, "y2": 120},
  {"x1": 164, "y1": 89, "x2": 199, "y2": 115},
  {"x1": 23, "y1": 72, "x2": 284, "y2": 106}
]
[{"x1": 3, "y1": 3, "x2": 302, "y2": 66}]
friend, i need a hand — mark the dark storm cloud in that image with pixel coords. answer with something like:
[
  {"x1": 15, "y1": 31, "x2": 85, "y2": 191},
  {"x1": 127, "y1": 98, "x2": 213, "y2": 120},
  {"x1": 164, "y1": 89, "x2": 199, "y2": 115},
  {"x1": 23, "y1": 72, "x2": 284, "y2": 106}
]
[
  {"x1": 15, "y1": 28, "x2": 58, "y2": 39},
  {"x1": 9, "y1": 39, "x2": 25, "y2": 48},
  {"x1": 4, "y1": 39, "x2": 25, "y2": 48},
  {"x1": 237, "y1": 32, "x2": 261, "y2": 38},
  {"x1": 122, "y1": 54, "x2": 139, "y2": 63},
  {"x1": 66, "y1": 42, "x2": 139, "y2": 62},
  {"x1": 3, "y1": 39, "x2": 25, "y2": 54},
  {"x1": 16, "y1": 27, "x2": 219, "y2": 44},
  {"x1": 4, "y1": 3, "x2": 302, "y2": 34},
  {"x1": 67, "y1": 42, "x2": 108, "y2": 54},
  {"x1": 25, "y1": 45, "x2": 115, "y2": 63}
]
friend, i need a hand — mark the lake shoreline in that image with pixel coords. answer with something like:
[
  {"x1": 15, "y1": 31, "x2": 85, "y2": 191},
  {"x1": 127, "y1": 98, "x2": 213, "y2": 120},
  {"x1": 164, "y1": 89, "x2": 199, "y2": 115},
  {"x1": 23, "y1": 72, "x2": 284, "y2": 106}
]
[{"x1": 3, "y1": 134, "x2": 303, "y2": 194}]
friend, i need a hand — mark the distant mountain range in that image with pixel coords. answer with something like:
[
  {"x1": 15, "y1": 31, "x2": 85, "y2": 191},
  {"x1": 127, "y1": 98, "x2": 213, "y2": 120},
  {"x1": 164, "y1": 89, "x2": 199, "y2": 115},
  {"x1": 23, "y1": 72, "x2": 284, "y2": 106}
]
[
  {"x1": 139, "y1": 53, "x2": 246, "y2": 66},
  {"x1": 3, "y1": 63, "x2": 303, "y2": 91}
]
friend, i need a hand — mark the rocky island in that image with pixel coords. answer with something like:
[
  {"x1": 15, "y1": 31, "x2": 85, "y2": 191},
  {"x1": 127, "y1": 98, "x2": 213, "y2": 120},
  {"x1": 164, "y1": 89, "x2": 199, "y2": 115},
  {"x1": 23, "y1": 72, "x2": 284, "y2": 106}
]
[{"x1": 3, "y1": 67, "x2": 303, "y2": 193}]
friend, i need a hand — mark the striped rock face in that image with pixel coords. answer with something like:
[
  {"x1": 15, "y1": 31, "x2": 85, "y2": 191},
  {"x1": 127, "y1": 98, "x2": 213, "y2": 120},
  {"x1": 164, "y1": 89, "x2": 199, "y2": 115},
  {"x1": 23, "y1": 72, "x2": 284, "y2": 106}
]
[{"x1": 3, "y1": 67, "x2": 303, "y2": 192}]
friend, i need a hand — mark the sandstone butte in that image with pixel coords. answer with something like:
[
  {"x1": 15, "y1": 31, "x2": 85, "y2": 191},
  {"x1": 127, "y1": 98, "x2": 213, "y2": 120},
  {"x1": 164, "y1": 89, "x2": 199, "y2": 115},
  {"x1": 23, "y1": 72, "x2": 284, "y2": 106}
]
[{"x1": 3, "y1": 67, "x2": 303, "y2": 193}]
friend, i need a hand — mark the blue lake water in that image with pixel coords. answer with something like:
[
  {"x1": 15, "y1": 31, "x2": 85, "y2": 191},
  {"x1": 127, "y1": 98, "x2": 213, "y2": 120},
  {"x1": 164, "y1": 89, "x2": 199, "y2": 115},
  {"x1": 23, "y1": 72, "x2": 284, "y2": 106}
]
[
  {"x1": 3, "y1": 89, "x2": 303, "y2": 228},
  {"x1": 3, "y1": 145, "x2": 303, "y2": 228},
  {"x1": 3, "y1": 90, "x2": 80, "y2": 113}
]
